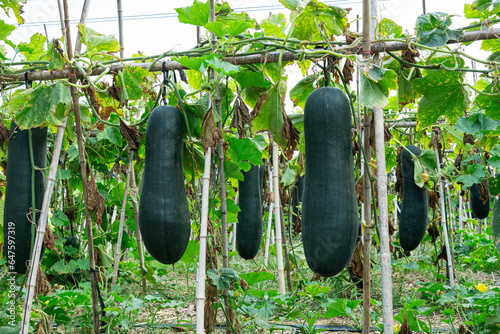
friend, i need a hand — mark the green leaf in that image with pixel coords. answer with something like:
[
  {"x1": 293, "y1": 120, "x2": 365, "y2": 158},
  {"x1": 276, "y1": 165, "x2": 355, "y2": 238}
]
[
  {"x1": 455, "y1": 113, "x2": 498, "y2": 140},
  {"x1": 224, "y1": 158, "x2": 244, "y2": 181},
  {"x1": 233, "y1": 71, "x2": 272, "y2": 91},
  {"x1": 252, "y1": 87, "x2": 286, "y2": 147},
  {"x1": 322, "y1": 299, "x2": 348, "y2": 318},
  {"x1": 116, "y1": 66, "x2": 148, "y2": 101},
  {"x1": 207, "y1": 268, "x2": 239, "y2": 290},
  {"x1": 481, "y1": 38, "x2": 500, "y2": 53},
  {"x1": 280, "y1": 0, "x2": 309, "y2": 10},
  {"x1": 261, "y1": 13, "x2": 287, "y2": 38},
  {"x1": 226, "y1": 136, "x2": 263, "y2": 168},
  {"x1": 175, "y1": 0, "x2": 210, "y2": 26},
  {"x1": 204, "y1": 21, "x2": 227, "y2": 37},
  {"x1": 47, "y1": 41, "x2": 65, "y2": 71},
  {"x1": 415, "y1": 12, "x2": 463, "y2": 47},
  {"x1": 360, "y1": 67, "x2": 397, "y2": 108},
  {"x1": 281, "y1": 167, "x2": 297, "y2": 187},
  {"x1": 491, "y1": 198, "x2": 500, "y2": 240},
  {"x1": 305, "y1": 284, "x2": 331, "y2": 298},
  {"x1": 377, "y1": 18, "x2": 402, "y2": 38},
  {"x1": 10, "y1": 82, "x2": 71, "y2": 129},
  {"x1": 289, "y1": 75, "x2": 317, "y2": 109},
  {"x1": 488, "y1": 174, "x2": 500, "y2": 195},
  {"x1": 291, "y1": 2, "x2": 347, "y2": 41},
  {"x1": 398, "y1": 67, "x2": 418, "y2": 109},
  {"x1": 216, "y1": 11, "x2": 254, "y2": 37},
  {"x1": 239, "y1": 271, "x2": 275, "y2": 286},
  {"x1": 206, "y1": 57, "x2": 241, "y2": 76},
  {"x1": 77, "y1": 24, "x2": 121, "y2": 55},
  {"x1": 175, "y1": 55, "x2": 214, "y2": 72},
  {"x1": 0, "y1": 19, "x2": 15, "y2": 40},
  {"x1": 475, "y1": 83, "x2": 500, "y2": 120},
  {"x1": 413, "y1": 70, "x2": 469, "y2": 130},
  {"x1": 18, "y1": 33, "x2": 47, "y2": 61},
  {"x1": 456, "y1": 164, "x2": 489, "y2": 188},
  {"x1": 180, "y1": 240, "x2": 199, "y2": 264}
]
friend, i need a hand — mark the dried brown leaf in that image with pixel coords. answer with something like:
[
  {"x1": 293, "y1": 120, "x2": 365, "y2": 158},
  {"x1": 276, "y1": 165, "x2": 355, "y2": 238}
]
[
  {"x1": 429, "y1": 190, "x2": 440, "y2": 211},
  {"x1": 463, "y1": 133, "x2": 475, "y2": 145},
  {"x1": 0, "y1": 121, "x2": 10, "y2": 147},
  {"x1": 35, "y1": 265, "x2": 51, "y2": 302},
  {"x1": 88, "y1": 172, "x2": 105, "y2": 225},
  {"x1": 119, "y1": 117, "x2": 143, "y2": 154},
  {"x1": 401, "y1": 314, "x2": 412, "y2": 334},
  {"x1": 202, "y1": 109, "x2": 222, "y2": 152},
  {"x1": 311, "y1": 272, "x2": 322, "y2": 281},
  {"x1": 349, "y1": 240, "x2": 363, "y2": 277},
  {"x1": 43, "y1": 226, "x2": 59, "y2": 254},
  {"x1": 479, "y1": 181, "x2": 489, "y2": 204},
  {"x1": 97, "y1": 106, "x2": 114, "y2": 131},
  {"x1": 342, "y1": 58, "x2": 355, "y2": 86},
  {"x1": 454, "y1": 152, "x2": 463, "y2": 171},
  {"x1": 281, "y1": 112, "x2": 300, "y2": 160},
  {"x1": 427, "y1": 222, "x2": 440, "y2": 243},
  {"x1": 250, "y1": 92, "x2": 269, "y2": 118},
  {"x1": 230, "y1": 96, "x2": 252, "y2": 139},
  {"x1": 401, "y1": 49, "x2": 420, "y2": 66},
  {"x1": 429, "y1": 127, "x2": 442, "y2": 162},
  {"x1": 108, "y1": 81, "x2": 121, "y2": 103}
]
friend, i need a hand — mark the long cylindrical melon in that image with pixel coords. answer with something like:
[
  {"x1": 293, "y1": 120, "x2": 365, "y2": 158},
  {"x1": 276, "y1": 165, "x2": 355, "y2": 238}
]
[
  {"x1": 236, "y1": 164, "x2": 264, "y2": 260},
  {"x1": 470, "y1": 180, "x2": 490, "y2": 219},
  {"x1": 3, "y1": 122, "x2": 47, "y2": 274},
  {"x1": 139, "y1": 105, "x2": 191, "y2": 264},
  {"x1": 399, "y1": 145, "x2": 429, "y2": 251},
  {"x1": 302, "y1": 87, "x2": 358, "y2": 277}
]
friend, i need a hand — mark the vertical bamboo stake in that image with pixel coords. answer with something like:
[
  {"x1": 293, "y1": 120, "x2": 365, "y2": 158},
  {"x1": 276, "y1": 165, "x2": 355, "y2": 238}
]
[
  {"x1": 112, "y1": 159, "x2": 132, "y2": 285},
  {"x1": 129, "y1": 160, "x2": 147, "y2": 292},
  {"x1": 280, "y1": 207, "x2": 292, "y2": 291},
  {"x1": 458, "y1": 191, "x2": 464, "y2": 243},
  {"x1": 264, "y1": 164, "x2": 274, "y2": 267},
  {"x1": 362, "y1": 112, "x2": 372, "y2": 334},
  {"x1": 20, "y1": 119, "x2": 67, "y2": 334},
  {"x1": 272, "y1": 141, "x2": 286, "y2": 294},
  {"x1": 116, "y1": 0, "x2": 124, "y2": 58},
  {"x1": 434, "y1": 146, "x2": 454, "y2": 288},
  {"x1": 73, "y1": 0, "x2": 91, "y2": 55},
  {"x1": 63, "y1": 1, "x2": 100, "y2": 331},
  {"x1": 196, "y1": 147, "x2": 212, "y2": 334}
]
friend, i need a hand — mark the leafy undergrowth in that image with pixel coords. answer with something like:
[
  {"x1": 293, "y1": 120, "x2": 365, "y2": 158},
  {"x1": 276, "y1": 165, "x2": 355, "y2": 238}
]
[{"x1": 0, "y1": 227, "x2": 499, "y2": 333}]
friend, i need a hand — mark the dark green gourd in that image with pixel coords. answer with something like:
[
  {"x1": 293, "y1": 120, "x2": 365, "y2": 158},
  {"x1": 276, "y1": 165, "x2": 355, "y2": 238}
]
[
  {"x1": 139, "y1": 106, "x2": 191, "y2": 264},
  {"x1": 399, "y1": 145, "x2": 429, "y2": 251},
  {"x1": 291, "y1": 175, "x2": 304, "y2": 230},
  {"x1": 236, "y1": 164, "x2": 264, "y2": 260},
  {"x1": 470, "y1": 181, "x2": 490, "y2": 219},
  {"x1": 302, "y1": 87, "x2": 358, "y2": 277},
  {"x1": 3, "y1": 122, "x2": 47, "y2": 274}
]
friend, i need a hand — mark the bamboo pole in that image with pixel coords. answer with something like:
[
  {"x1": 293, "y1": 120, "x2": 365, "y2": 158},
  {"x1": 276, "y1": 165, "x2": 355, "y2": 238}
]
[
  {"x1": 20, "y1": 119, "x2": 67, "y2": 333},
  {"x1": 272, "y1": 141, "x2": 286, "y2": 294},
  {"x1": 264, "y1": 164, "x2": 274, "y2": 267},
  {"x1": 3, "y1": 27, "x2": 500, "y2": 83},
  {"x1": 112, "y1": 158, "x2": 132, "y2": 285},
  {"x1": 62, "y1": 1, "x2": 100, "y2": 331},
  {"x1": 280, "y1": 206, "x2": 292, "y2": 291},
  {"x1": 129, "y1": 159, "x2": 147, "y2": 293},
  {"x1": 196, "y1": 147, "x2": 212, "y2": 334},
  {"x1": 434, "y1": 145, "x2": 455, "y2": 288},
  {"x1": 117, "y1": 0, "x2": 124, "y2": 59},
  {"x1": 74, "y1": 0, "x2": 92, "y2": 56},
  {"x1": 362, "y1": 112, "x2": 372, "y2": 334},
  {"x1": 458, "y1": 191, "x2": 464, "y2": 243}
]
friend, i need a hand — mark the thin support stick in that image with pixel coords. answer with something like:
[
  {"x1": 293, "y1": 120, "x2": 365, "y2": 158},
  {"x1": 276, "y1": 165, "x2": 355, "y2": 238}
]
[
  {"x1": 458, "y1": 192, "x2": 464, "y2": 243},
  {"x1": 434, "y1": 146, "x2": 455, "y2": 288},
  {"x1": 20, "y1": 118, "x2": 67, "y2": 334},
  {"x1": 112, "y1": 157, "x2": 133, "y2": 285},
  {"x1": 272, "y1": 141, "x2": 286, "y2": 294},
  {"x1": 117, "y1": 0, "x2": 124, "y2": 58},
  {"x1": 264, "y1": 164, "x2": 274, "y2": 267},
  {"x1": 196, "y1": 147, "x2": 212, "y2": 334},
  {"x1": 74, "y1": 0, "x2": 92, "y2": 55},
  {"x1": 362, "y1": 111, "x2": 372, "y2": 334}
]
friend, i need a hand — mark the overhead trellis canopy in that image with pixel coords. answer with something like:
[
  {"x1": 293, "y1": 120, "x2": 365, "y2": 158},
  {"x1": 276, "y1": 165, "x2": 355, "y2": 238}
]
[{"x1": 1, "y1": 27, "x2": 499, "y2": 83}]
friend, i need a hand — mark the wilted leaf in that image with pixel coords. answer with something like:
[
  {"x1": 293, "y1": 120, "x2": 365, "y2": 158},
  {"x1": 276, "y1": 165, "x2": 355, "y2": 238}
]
[
  {"x1": 291, "y1": 2, "x2": 347, "y2": 41},
  {"x1": 230, "y1": 95, "x2": 252, "y2": 138},
  {"x1": 378, "y1": 18, "x2": 403, "y2": 38},
  {"x1": 116, "y1": 66, "x2": 148, "y2": 101},
  {"x1": 119, "y1": 118, "x2": 143, "y2": 154},
  {"x1": 413, "y1": 70, "x2": 470, "y2": 130},
  {"x1": 88, "y1": 171, "x2": 105, "y2": 225},
  {"x1": 202, "y1": 108, "x2": 222, "y2": 151}
]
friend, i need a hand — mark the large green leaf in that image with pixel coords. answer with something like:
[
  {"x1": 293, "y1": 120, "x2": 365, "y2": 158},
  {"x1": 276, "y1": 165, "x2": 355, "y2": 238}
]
[
  {"x1": 0, "y1": 19, "x2": 15, "y2": 40},
  {"x1": 481, "y1": 38, "x2": 500, "y2": 53},
  {"x1": 377, "y1": 18, "x2": 403, "y2": 38},
  {"x1": 116, "y1": 66, "x2": 149, "y2": 101},
  {"x1": 455, "y1": 113, "x2": 498, "y2": 140},
  {"x1": 18, "y1": 33, "x2": 47, "y2": 61},
  {"x1": 206, "y1": 57, "x2": 241, "y2": 76},
  {"x1": 232, "y1": 71, "x2": 272, "y2": 91},
  {"x1": 175, "y1": 0, "x2": 210, "y2": 26},
  {"x1": 9, "y1": 82, "x2": 71, "y2": 129},
  {"x1": 415, "y1": 12, "x2": 463, "y2": 47},
  {"x1": 456, "y1": 164, "x2": 489, "y2": 188},
  {"x1": 291, "y1": 2, "x2": 347, "y2": 41},
  {"x1": 465, "y1": 0, "x2": 500, "y2": 19},
  {"x1": 261, "y1": 13, "x2": 287, "y2": 38},
  {"x1": 77, "y1": 24, "x2": 121, "y2": 55},
  {"x1": 215, "y1": 11, "x2": 255, "y2": 37},
  {"x1": 412, "y1": 70, "x2": 469, "y2": 129},
  {"x1": 280, "y1": 0, "x2": 309, "y2": 10},
  {"x1": 226, "y1": 135, "x2": 263, "y2": 170},
  {"x1": 360, "y1": 67, "x2": 397, "y2": 108},
  {"x1": 475, "y1": 83, "x2": 500, "y2": 120},
  {"x1": 47, "y1": 40, "x2": 65, "y2": 71},
  {"x1": 252, "y1": 87, "x2": 286, "y2": 147},
  {"x1": 289, "y1": 75, "x2": 317, "y2": 109},
  {"x1": 239, "y1": 271, "x2": 275, "y2": 286},
  {"x1": 175, "y1": 54, "x2": 214, "y2": 72},
  {"x1": 207, "y1": 268, "x2": 239, "y2": 290},
  {"x1": 491, "y1": 198, "x2": 500, "y2": 256}
]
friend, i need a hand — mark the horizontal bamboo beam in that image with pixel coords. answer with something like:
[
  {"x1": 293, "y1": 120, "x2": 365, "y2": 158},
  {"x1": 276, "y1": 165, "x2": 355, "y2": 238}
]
[{"x1": 1, "y1": 28, "x2": 499, "y2": 83}]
